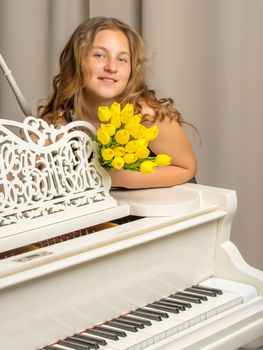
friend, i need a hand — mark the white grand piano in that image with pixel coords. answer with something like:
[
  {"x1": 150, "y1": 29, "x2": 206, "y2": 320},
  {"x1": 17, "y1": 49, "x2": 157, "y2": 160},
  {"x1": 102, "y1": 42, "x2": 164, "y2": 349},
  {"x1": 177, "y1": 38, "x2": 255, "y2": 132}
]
[{"x1": 0, "y1": 116, "x2": 262, "y2": 350}]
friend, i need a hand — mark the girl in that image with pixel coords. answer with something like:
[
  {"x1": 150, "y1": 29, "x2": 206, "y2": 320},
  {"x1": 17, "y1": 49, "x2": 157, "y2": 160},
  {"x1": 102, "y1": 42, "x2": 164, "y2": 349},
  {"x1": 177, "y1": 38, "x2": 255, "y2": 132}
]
[{"x1": 38, "y1": 17, "x2": 197, "y2": 188}]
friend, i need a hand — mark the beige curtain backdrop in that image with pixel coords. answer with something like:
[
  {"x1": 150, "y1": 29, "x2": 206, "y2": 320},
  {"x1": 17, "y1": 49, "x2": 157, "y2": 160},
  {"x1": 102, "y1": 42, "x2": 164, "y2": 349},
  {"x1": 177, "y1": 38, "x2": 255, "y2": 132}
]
[{"x1": 0, "y1": 0, "x2": 262, "y2": 270}]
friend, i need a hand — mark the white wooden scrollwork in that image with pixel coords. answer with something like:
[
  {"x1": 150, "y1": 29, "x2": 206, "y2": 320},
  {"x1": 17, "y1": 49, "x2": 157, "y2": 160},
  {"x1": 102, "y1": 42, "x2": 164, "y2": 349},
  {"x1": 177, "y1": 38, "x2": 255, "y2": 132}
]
[{"x1": 0, "y1": 117, "x2": 115, "y2": 227}]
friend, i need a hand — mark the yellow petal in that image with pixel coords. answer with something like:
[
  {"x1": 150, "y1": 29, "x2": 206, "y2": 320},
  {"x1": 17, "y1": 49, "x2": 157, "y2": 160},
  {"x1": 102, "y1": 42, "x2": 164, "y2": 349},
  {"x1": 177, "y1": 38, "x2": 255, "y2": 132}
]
[
  {"x1": 97, "y1": 128, "x2": 111, "y2": 145},
  {"x1": 111, "y1": 156, "x2": 124, "y2": 169},
  {"x1": 155, "y1": 154, "x2": 172, "y2": 166},
  {"x1": 120, "y1": 103, "x2": 134, "y2": 124},
  {"x1": 113, "y1": 146, "x2": 126, "y2": 157},
  {"x1": 136, "y1": 146, "x2": 150, "y2": 159},
  {"x1": 115, "y1": 129, "x2": 130, "y2": 145},
  {"x1": 123, "y1": 153, "x2": 138, "y2": 164},
  {"x1": 101, "y1": 148, "x2": 115, "y2": 160},
  {"x1": 110, "y1": 102, "x2": 121, "y2": 118},
  {"x1": 98, "y1": 106, "x2": 111, "y2": 122},
  {"x1": 101, "y1": 123, "x2": 116, "y2": 136},
  {"x1": 145, "y1": 125, "x2": 159, "y2": 141},
  {"x1": 139, "y1": 160, "x2": 157, "y2": 174}
]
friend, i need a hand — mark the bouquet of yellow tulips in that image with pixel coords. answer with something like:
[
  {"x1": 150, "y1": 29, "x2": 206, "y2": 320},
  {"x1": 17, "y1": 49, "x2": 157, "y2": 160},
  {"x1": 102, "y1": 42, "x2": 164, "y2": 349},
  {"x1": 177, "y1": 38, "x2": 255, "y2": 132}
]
[{"x1": 96, "y1": 102, "x2": 171, "y2": 174}]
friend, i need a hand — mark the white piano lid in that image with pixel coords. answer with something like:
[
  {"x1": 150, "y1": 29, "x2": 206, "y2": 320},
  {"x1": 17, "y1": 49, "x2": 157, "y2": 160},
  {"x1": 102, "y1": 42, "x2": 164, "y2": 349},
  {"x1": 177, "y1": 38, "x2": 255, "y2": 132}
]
[{"x1": 110, "y1": 186, "x2": 201, "y2": 217}]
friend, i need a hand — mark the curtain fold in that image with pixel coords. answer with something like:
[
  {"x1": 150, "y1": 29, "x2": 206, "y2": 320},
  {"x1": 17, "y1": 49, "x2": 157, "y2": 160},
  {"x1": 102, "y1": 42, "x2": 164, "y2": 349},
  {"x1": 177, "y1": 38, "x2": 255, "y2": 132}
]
[
  {"x1": 0, "y1": 0, "x2": 88, "y2": 119},
  {"x1": 0, "y1": 0, "x2": 262, "y2": 270}
]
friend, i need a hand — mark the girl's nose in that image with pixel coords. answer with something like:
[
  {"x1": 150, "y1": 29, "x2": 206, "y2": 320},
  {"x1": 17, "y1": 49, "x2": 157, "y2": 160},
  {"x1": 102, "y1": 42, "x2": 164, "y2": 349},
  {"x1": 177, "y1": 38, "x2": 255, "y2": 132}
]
[{"x1": 104, "y1": 58, "x2": 117, "y2": 73}]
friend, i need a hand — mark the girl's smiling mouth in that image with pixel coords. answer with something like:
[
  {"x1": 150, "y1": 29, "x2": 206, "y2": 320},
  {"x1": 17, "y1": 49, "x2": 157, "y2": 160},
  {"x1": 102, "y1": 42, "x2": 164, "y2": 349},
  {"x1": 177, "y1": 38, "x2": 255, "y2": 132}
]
[{"x1": 98, "y1": 77, "x2": 118, "y2": 84}]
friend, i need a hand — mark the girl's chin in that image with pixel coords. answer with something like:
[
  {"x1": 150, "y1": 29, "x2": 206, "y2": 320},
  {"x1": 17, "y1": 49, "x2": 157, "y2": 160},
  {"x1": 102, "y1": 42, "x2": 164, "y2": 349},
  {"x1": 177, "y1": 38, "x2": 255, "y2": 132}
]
[
  {"x1": 85, "y1": 87, "x2": 124, "y2": 104},
  {"x1": 95, "y1": 94, "x2": 120, "y2": 104}
]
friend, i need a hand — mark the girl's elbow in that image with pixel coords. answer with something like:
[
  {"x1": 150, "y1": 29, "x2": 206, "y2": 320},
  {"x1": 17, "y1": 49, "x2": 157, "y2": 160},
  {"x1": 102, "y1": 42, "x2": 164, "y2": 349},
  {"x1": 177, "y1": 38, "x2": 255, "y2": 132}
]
[
  {"x1": 185, "y1": 159, "x2": 198, "y2": 182},
  {"x1": 191, "y1": 160, "x2": 198, "y2": 177}
]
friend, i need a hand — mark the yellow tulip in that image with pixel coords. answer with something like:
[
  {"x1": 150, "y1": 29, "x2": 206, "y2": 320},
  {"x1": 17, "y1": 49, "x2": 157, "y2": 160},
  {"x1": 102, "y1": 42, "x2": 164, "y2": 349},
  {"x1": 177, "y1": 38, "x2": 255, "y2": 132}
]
[
  {"x1": 125, "y1": 140, "x2": 139, "y2": 153},
  {"x1": 110, "y1": 113, "x2": 121, "y2": 129},
  {"x1": 110, "y1": 102, "x2": 121, "y2": 118},
  {"x1": 136, "y1": 146, "x2": 150, "y2": 159},
  {"x1": 130, "y1": 113, "x2": 142, "y2": 124},
  {"x1": 136, "y1": 138, "x2": 148, "y2": 147},
  {"x1": 101, "y1": 123, "x2": 116, "y2": 136},
  {"x1": 129, "y1": 124, "x2": 147, "y2": 139},
  {"x1": 111, "y1": 156, "x2": 124, "y2": 169},
  {"x1": 113, "y1": 146, "x2": 126, "y2": 157},
  {"x1": 120, "y1": 103, "x2": 134, "y2": 124},
  {"x1": 101, "y1": 148, "x2": 115, "y2": 161},
  {"x1": 98, "y1": 106, "x2": 111, "y2": 122},
  {"x1": 145, "y1": 125, "x2": 159, "y2": 141},
  {"x1": 155, "y1": 154, "x2": 172, "y2": 166},
  {"x1": 124, "y1": 122, "x2": 135, "y2": 130},
  {"x1": 115, "y1": 129, "x2": 130, "y2": 145},
  {"x1": 140, "y1": 160, "x2": 157, "y2": 174},
  {"x1": 97, "y1": 128, "x2": 111, "y2": 145},
  {"x1": 123, "y1": 153, "x2": 138, "y2": 164}
]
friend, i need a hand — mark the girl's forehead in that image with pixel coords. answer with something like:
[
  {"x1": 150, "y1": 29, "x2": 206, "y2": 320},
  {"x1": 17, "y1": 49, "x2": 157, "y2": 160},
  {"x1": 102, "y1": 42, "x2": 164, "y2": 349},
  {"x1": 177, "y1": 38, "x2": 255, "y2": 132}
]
[{"x1": 92, "y1": 29, "x2": 130, "y2": 50}]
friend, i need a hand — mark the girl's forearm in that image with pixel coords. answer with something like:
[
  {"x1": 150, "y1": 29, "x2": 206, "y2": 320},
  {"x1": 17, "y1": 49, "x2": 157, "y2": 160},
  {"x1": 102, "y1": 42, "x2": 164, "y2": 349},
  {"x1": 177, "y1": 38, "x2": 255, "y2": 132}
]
[{"x1": 109, "y1": 164, "x2": 197, "y2": 189}]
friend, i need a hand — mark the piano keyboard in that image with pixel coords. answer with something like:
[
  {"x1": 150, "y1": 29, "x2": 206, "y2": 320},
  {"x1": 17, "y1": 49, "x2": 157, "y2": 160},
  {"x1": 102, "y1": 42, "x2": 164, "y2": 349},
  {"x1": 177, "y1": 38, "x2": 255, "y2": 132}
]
[{"x1": 39, "y1": 278, "x2": 257, "y2": 350}]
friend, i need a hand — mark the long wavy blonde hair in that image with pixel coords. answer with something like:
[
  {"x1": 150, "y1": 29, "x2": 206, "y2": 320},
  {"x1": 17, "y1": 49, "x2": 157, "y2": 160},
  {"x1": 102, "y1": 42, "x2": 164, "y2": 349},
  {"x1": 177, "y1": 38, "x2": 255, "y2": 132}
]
[{"x1": 38, "y1": 17, "x2": 185, "y2": 126}]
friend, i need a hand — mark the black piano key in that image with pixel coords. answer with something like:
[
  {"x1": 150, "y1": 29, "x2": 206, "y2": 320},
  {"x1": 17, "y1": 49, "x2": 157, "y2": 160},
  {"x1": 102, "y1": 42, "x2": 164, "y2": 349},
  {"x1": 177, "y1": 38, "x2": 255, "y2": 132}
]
[
  {"x1": 176, "y1": 291, "x2": 208, "y2": 301},
  {"x1": 130, "y1": 310, "x2": 162, "y2": 321},
  {"x1": 57, "y1": 339, "x2": 90, "y2": 350},
  {"x1": 120, "y1": 315, "x2": 152, "y2": 326},
  {"x1": 74, "y1": 334, "x2": 107, "y2": 346},
  {"x1": 158, "y1": 299, "x2": 186, "y2": 310},
  {"x1": 94, "y1": 325, "x2": 126, "y2": 337},
  {"x1": 153, "y1": 302, "x2": 180, "y2": 313},
  {"x1": 146, "y1": 303, "x2": 179, "y2": 314},
  {"x1": 165, "y1": 296, "x2": 192, "y2": 307},
  {"x1": 186, "y1": 287, "x2": 217, "y2": 297},
  {"x1": 136, "y1": 307, "x2": 169, "y2": 318},
  {"x1": 192, "y1": 284, "x2": 223, "y2": 295},
  {"x1": 161, "y1": 298, "x2": 189, "y2": 309},
  {"x1": 106, "y1": 320, "x2": 138, "y2": 333},
  {"x1": 169, "y1": 294, "x2": 201, "y2": 304},
  {"x1": 84, "y1": 329, "x2": 118, "y2": 341},
  {"x1": 114, "y1": 317, "x2": 145, "y2": 328},
  {"x1": 66, "y1": 336, "x2": 99, "y2": 349},
  {"x1": 44, "y1": 346, "x2": 66, "y2": 350}
]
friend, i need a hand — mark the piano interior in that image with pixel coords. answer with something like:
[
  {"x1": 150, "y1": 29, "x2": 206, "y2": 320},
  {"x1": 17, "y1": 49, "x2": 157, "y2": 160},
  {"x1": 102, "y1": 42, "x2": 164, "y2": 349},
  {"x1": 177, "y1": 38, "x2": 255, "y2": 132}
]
[
  {"x1": 0, "y1": 215, "x2": 142, "y2": 261},
  {"x1": 0, "y1": 117, "x2": 262, "y2": 350}
]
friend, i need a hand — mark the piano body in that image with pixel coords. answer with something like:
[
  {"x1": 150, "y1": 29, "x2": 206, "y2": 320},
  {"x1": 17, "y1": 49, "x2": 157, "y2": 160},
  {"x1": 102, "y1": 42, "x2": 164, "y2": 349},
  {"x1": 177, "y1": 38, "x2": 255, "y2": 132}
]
[{"x1": 0, "y1": 117, "x2": 262, "y2": 350}]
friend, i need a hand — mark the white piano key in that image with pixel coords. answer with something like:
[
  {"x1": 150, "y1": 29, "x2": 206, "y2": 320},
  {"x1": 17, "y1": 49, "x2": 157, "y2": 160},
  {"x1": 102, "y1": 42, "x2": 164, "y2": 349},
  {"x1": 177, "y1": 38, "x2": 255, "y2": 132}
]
[{"x1": 128, "y1": 312, "x2": 181, "y2": 344}]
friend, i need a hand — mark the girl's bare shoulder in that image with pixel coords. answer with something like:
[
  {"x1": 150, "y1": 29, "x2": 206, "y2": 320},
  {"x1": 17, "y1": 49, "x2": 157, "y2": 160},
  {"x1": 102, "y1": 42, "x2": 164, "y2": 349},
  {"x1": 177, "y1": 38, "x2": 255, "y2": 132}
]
[{"x1": 138, "y1": 100, "x2": 155, "y2": 117}]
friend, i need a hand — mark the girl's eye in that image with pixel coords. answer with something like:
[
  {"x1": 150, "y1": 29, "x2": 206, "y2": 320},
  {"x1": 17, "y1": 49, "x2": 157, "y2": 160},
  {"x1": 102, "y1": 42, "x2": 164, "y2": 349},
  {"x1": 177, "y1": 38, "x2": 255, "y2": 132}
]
[
  {"x1": 119, "y1": 57, "x2": 128, "y2": 63},
  {"x1": 94, "y1": 53, "x2": 105, "y2": 58}
]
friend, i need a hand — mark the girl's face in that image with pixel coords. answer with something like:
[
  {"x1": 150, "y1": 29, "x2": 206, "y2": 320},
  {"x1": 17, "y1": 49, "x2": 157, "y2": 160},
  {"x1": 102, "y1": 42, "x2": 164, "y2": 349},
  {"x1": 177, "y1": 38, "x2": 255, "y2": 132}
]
[{"x1": 83, "y1": 29, "x2": 131, "y2": 105}]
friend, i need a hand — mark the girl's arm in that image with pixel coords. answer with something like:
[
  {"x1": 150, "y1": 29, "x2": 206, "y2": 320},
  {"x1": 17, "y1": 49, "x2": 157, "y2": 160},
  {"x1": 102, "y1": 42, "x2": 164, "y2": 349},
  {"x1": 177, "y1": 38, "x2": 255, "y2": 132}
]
[{"x1": 110, "y1": 107, "x2": 197, "y2": 189}]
